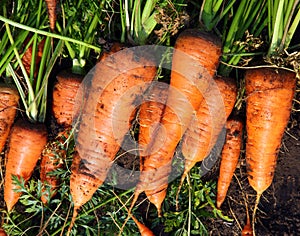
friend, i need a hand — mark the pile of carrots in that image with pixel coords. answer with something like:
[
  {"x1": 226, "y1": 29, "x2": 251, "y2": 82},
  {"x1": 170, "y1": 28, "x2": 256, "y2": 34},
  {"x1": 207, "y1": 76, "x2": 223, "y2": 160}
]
[{"x1": 0, "y1": 25, "x2": 297, "y2": 235}]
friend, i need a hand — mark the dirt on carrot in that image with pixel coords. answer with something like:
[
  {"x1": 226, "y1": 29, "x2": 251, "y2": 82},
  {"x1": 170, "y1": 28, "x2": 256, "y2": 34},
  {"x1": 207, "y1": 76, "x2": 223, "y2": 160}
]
[
  {"x1": 0, "y1": 86, "x2": 19, "y2": 154},
  {"x1": 216, "y1": 117, "x2": 243, "y2": 208}
]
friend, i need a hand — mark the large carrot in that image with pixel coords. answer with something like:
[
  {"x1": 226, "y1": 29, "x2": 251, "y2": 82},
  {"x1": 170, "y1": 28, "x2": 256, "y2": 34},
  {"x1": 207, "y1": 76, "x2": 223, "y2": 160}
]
[
  {"x1": 124, "y1": 29, "x2": 222, "y2": 221},
  {"x1": 216, "y1": 118, "x2": 243, "y2": 208},
  {"x1": 4, "y1": 119, "x2": 47, "y2": 212},
  {"x1": 0, "y1": 86, "x2": 19, "y2": 153},
  {"x1": 67, "y1": 45, "x2": 157, "y2": 234},
  {"x1": 177, "y1": 75, "x2": 237, "y2": 205},
  {"x1": 52, "y1": 70, "x2": 84, "y2": 127},
  {"x1": 245, "y1": 68, "x2": 296, "y2": 231},
  {"x1": 40, "y1": 128, "x2": 70, "y2": 204}
]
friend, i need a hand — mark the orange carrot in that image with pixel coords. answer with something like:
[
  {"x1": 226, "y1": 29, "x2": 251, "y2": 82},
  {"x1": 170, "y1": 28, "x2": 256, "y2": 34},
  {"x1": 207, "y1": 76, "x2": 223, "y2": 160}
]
[
  {"x1": 67, "y1": 45, "x2": 157, "y2": 234},
  {"x1": 45, "y1": 0, "x2": 57, "y2": 31},
  {"x1": 138, "y1": 82, "x2": 168, "y2": 157},
  {"x1": 0, "y1": 86, "x2": 19, "y2": 153},
  {"x1": 131, "y1": 215, "x2": 155, "y2": 236},
  {"x1": 177, "y1": 75, "x2": 237, "y2": 206},
  {"x1": 245, "y1": 68, "x2": 296, "y2": 232},
  {"x1": 22, "y1": 38, "x2": 45, "y2": 77},
  {"x1": 0, "y1": 228, "x2": 7, "y2": 236},
  {"x1": 40, "y1": 128, "x2": 70, "y2": 204},
  {"x1": 52, "y1": 70, "x2": 84, "y2": 127},
  {"x1": 4, "y1": 119, "x2": 47, "y2": 212},
  {"x1": 124, "y1": 29, "x2": 221, "y2": 221},
  {"x1": 216, "y1": 118, "x2": 243, "y2": 208}
]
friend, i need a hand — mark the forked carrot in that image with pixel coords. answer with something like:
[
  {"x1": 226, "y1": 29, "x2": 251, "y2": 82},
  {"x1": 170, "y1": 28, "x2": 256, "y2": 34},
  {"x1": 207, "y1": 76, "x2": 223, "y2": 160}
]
[
  {"x1": 245, "y1": 68, "x2": 296, "y2": 233},
  {"x1": 216, "y1": 118, "x2": 243, "y2": 208},
  {"x1": 0, "y1": 86, "x2": 19, "y2": 153},
  {"x1": 4, "y1": 119, "x2": 47, "y2": 211}
]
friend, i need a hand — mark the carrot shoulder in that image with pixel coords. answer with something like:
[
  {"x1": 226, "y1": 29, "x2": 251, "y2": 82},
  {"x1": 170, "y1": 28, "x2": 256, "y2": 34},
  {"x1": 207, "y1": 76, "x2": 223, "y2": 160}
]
[
  {"x1": 4, "y1": 119, "x2": 47, "y2": 211},
  {"x1": 216, "y1": 118, "x2": 243, "y2": 208},
  {"x1": 68, "y1": 45, "x2": 157, "y2": 233},
  {"x1": 245, "y1": 68, "x2": 296, "y2": 195},
  {"x1": 0, "y1": 86, "x2": 19, "y2": 153},
  {"x1": 131, "y1": 29, "x2": 222, "y2": 216},
  {"x1": 52, "y1": 70, "x2": 84, "y2": 127}
]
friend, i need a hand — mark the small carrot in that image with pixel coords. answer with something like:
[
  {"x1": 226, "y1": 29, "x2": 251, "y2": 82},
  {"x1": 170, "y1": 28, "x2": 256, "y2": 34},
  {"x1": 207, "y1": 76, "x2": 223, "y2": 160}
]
[
  {"x1": 45, "y1": 0, "x2": 57, "y2": 31},
  {"x1": 177, "y1": 75, "x2": 237, "y2": 206},
  {"x1": 4, "y1": 119, "x2": 47, "y2": 212},
  {"x1": 216, "y1": 118, "x2": 243, "y2": 208},
  {"x1": 40, "y1": 128, "x2": 70, "y2": 204},
  {"x1": 67, "y1": 45, "x2": 157, "y2": 234},
  {"x1": 131, "y1": 215, "x2": 155, "y2": 236},
  {"x1": 245, "y1": 68, "x2": 296, "y2": 232},
  {"x1": 52, "y1": 70, "x2": 84, "y2": 127},
  {"x1": 0, "y1": 86, "x2": 19, "y2": 153}
]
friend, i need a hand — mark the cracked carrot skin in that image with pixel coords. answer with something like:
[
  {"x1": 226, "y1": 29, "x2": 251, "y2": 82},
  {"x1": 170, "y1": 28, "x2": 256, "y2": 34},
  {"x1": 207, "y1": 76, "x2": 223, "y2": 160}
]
[
  {"x1": 245, "y1": 68, "x2": 296, "y2": 195},
  {"x1": 0, "y1": 86, "x2": 19, "y2": 153},
  {"x1": 4, "y1": 119, "x2": 47, "y2": 212},
  {"x1": 217, "y1": 118, "x2": 243, "y2": 208},
  {"x1": 133, "y1": 29, "x2": 222, "y2": 216},
  {"x1": 67, "y1": 45, "x2": 157, "y2": 233}
]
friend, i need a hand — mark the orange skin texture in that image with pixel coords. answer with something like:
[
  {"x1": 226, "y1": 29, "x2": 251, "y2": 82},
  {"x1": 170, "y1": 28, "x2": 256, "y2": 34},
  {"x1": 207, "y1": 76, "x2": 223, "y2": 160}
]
[
  {"x1": 22, "y1": 38, "x2": 45, "y2": 77},
  {"x1": 45, "y1": 0, "x2": 57, "y2": 31},
  {"x1": 40, "y1": 129, "x2": 69, "y2": 204},
  {"x1": 217, "y1": 118, "x2": 243, "y2": 208},
  {"x1": 0, "y1": 228, "x2": 7, "y2": 236},
  {"x1": 138, "y1": 82, "x2": 168, "y2": 157},
  {"x1": 181, "y1": 76, "x2": 237, "y2": 181},
  {"x1": 133, "y1": 29, "x2": 222, "y2": 216},
  {"x1": 245, "y1": 68, "x2": 296, "y2": 195},
  {"x1": 69, "y1": 45, "x2": 157, "y2": 217},
  {"x1": 132, "y1": 216, "x2": 155, "y2": 236},
  {"x1": 4, "y1": 119, "x2": 47, "y2": 212},
  {"x1": 52, "y1": 70, "x2": 83, "y2": 127},
  {"x1": 0, "y1": 86, "x2": 19, "y2": 153}
]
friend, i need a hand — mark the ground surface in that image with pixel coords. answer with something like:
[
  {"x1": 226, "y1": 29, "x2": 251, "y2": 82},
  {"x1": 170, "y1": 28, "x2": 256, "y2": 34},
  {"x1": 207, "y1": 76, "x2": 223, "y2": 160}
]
[{"x1": 205, "y1": 112, "x2": 300, "y2": 236}]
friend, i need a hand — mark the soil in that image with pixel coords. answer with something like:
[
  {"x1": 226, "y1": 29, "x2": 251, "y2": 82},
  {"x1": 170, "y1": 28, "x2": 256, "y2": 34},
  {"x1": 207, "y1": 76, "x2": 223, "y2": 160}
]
[{"x1": 205, "y1": 114, "x2": 300, "y2": 236}]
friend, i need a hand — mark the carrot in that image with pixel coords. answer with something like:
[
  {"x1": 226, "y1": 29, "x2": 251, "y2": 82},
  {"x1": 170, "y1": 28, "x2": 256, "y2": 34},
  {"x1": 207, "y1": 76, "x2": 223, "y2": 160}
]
[
  {"x1": 131, "y1": 215, "x2": 155, "y2": 236},
  {"x1": 176, "y1": 75, "x2": 237, "y2": 207},
  {"x1": 216, "y1": 118, "x2": 243, "y2": 208},
  {"x1": 0, "y1": 86, "x2": 19, "y2": 153},
  {"x1": 52, "y1": 70, "x2": 84, "y2": 127},
  {"x1": 123, "y1": 29, "x2": 221, "y2": 222},
  {"x1": 45, "y1": 0, "x2": 57, "y2": 31},
  {"x1": 245, "y1": 68, "x2": 296, "y2": 232},
  {"x1": 0, "y1": 228, "x2": 7, "y2": 236},
  {"x1": 67, "y1": 44, "x2": 157, "y2": 234},
  {"x1": 40, "y1": 128, "x2": 70, "y2": 204},
  {"x1": 4, "y1": 119, "x2": 47, "y2": 212},
  {"x1": 22, "y1": 38, "x2": 45, "y2": 77},
  {"x1": 138, "y1": 81, "x2": 168, "y2": 157}
]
